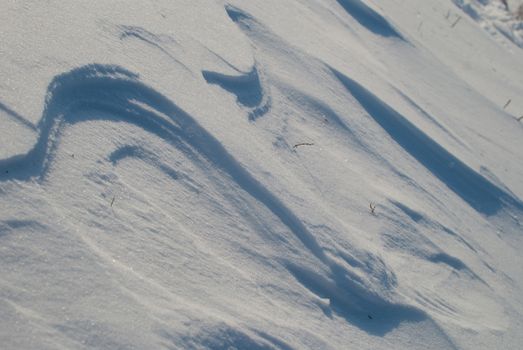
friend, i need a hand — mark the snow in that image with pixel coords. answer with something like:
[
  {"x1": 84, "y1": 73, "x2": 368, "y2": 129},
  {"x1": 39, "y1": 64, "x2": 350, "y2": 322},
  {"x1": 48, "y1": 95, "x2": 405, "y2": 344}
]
[
  {"x1": 1, "y1": 0, "x2": 522, "y2": 349},
  {"x1": 453, "y1": 0, "x2": 523, "y2": 48}
]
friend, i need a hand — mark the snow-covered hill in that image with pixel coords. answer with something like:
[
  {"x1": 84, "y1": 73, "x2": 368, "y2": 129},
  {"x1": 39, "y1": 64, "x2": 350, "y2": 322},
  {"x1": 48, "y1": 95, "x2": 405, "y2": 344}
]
[{"x1": 1, "y1": 1, "x2": 522, "y2": 349}]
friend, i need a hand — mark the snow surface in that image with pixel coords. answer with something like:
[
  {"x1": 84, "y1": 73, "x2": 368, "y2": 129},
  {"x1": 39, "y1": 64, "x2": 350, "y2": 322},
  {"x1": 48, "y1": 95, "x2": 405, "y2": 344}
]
[
  {"x1": 453, "y1": 0, "x2": 523, "y2": 48},
  {"x1": 0, "y1": 1, "x2": 522, "y2": 349}
]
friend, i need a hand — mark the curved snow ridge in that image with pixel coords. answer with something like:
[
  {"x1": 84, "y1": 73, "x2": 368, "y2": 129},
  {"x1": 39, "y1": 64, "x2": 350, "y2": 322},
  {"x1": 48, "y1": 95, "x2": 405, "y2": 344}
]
[
  {"x1": 202, "y1": 65, "x2": 271, "y2": 121},
  {"x1": 215, "y1": 5, "x2": 275, "y2": 120},
  {"x1": 389, "y1": 202, "x2": 492, "y2": 285},
  {"x1": 117, "y1": 25, "x2": 191, "y2": 73},
  {"x1": 331, "y1": 67, "x2": 523, "y2": 216},
  {"x1": 220, "y1": 4, "x2": 422, "y2": 195},
  {"x1": 119, "y1": 25, "x2": 178, "y2": 45},
  {"x1": 275, "y1": 80, "x2": 360, "y2": 141},
  {"x1": 274, "y1": 78, "x2": 436, "y2": 196},
  {"x1": 335, "y1": 0, "x2": 405, "y2": 40},
  {"x1": 285, "y1": 263, "x2": 455, "y2": 339},
  {"x1": 225, "y1": 4, "x2": 255, "y2": 29},
  {"x1": 389, "y1": 200, "x2": 478, "y2": 254},
  {"x1": 0, "y1": 64, "x2": 442, "y2": 336},
  {"x1": 109, "y1": 145, "x2": 181, "y2": 182},
  {"x1": 0, "y1": 64, "x2": 325, "y2": 267},
  {"x1": 283, "y1": 245, "x2": 453, "y2": 336},
  {"x1": 0, "y1": 64, "x2": 320, "y2": 261},
  {"x1": 393, "y1": 88, "x2": 469, "y2": 150}
]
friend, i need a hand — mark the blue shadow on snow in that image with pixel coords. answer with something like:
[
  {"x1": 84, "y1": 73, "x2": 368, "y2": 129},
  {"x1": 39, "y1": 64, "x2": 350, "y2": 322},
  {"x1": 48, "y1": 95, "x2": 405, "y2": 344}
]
[
  {"x1": 0, "y1": 64, "x2": 440, "y2": 337},
  {"x1": 332, "y1": 68, "x2": 523, "y2": 216},
  {"x1": 336, "y1": 0, "x2": 404, "y2": 39}
]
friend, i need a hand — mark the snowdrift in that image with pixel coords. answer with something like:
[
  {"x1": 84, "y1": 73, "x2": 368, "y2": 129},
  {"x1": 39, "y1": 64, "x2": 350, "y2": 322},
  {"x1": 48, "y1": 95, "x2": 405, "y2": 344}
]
[{"x1": 1, "y1": 1, "x2": 522, "y2": 349}]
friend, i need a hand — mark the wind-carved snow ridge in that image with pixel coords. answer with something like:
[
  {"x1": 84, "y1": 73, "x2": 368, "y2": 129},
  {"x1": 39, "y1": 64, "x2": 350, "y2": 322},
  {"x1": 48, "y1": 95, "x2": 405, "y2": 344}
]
[
  {"x1": 109, "y1": 145, "x2": 182, "y2": 181},
  {"x1": 117, "y1": 25, "x2": 191, "y2": 73},
  {"x1": 335, "y1": 0, "x2": 405, "y2": 39},
  {"x1": 201, "y1": 5, "x2": 271, "y2": 121},
  {"x1": 0, "y1": 64, "x2": 448, "y2": 337},
  {"x1": 389, "y1": 199, "x2": 479, "y2": 253},
  {"x1": 453, "y1": 0, "x2": 523, "y2": 48},
  {"x1": 332, "y1": 68, "x2": 523, "y2": 216},
  {"x1": 119, "y1": 25, "x2": 178, "y2": 45},
  {"x1": 202, "y1": 65, "x2": 270, "y2": 121},
  {"x1": 393, "y1": 89, "x2": 469, "y2": 150}
]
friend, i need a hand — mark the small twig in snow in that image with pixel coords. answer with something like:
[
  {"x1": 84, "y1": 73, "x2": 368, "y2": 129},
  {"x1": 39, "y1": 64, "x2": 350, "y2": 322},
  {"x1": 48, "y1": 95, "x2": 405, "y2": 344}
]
[
  {"x1": 293, "y1": 142, "x2": 314, "y2": 149},
  {"x1": 503, "y1": 99, "x2": 512, "y2": 109},
  {"x1": 369, "y1": 203, "x2": 376, "y2": 215},
  {"x1": 110, "y1": 196, "x2": 115, "y2": 207},
  {"x1": 451, "y1": 16, "x2": 462, "y2": 28}
]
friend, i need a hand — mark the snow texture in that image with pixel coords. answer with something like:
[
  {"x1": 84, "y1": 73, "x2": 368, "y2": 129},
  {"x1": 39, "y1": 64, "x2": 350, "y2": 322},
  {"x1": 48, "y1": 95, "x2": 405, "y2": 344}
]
[{"x1": 1, "y1": 0, "x2": 523, "y2": 349}]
